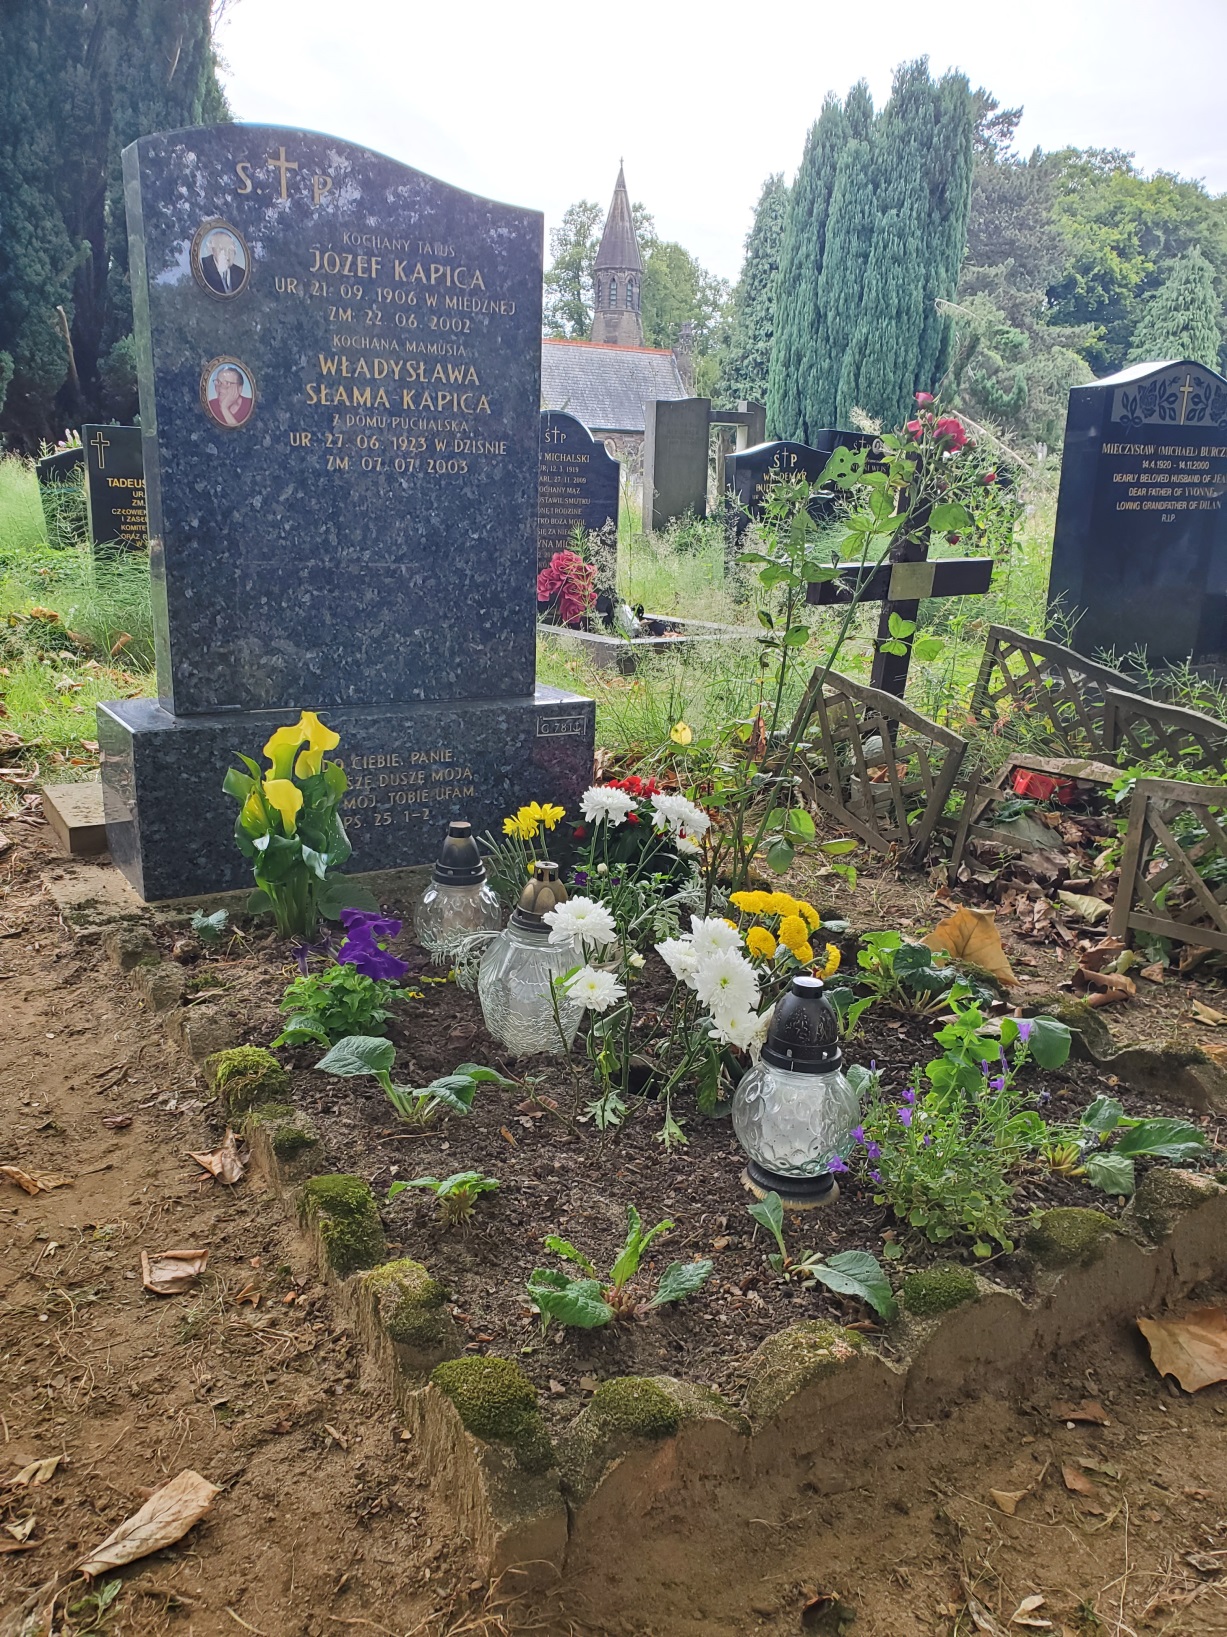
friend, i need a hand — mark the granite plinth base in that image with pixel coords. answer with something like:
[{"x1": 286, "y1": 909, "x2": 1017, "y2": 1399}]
[{"x1": 98, "y1": 688, "x2": 595, "y2": 902}]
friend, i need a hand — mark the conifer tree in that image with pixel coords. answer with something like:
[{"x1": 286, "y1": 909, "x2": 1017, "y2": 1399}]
[
  {"x1": 720, "y1": 173, "x2": 789, "y2": 407},
  {"x1": 0, "y1": 0, "x2": 226, "y2": 447},
  {"x1": 1127, "y1": 248, "x2": 1222, "y2": 370}
]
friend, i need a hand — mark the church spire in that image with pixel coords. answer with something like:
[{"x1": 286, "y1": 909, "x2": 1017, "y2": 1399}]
[{"x1": 591, "y1": 163, "x2": 645, "y2": 347}]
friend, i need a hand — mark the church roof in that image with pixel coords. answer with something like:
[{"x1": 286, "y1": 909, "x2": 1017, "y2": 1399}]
[
  {"x1": 541, "y1": 339, "x2": 686, "y2": 434},
  {"x1": 593, "y1": 164, "x2": 643, "y2": 273}
]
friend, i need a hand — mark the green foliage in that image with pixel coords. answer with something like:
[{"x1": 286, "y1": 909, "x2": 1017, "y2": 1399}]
[
  {"x1": 190, "y1": 908, "x2": 228, "y2": 945},
  {"x1": 388, "y1": 1171, "x2": 500, "y2": 1227},
  {"x1": 720, "y1": 172, "x2": 789, "y2": 407},
  {"x1": 315, "y1": 1038, "x2": 509, "y2": 1126},
  {"x1": 526, "y1": 1203, "x2": 712, "y2": 1330},
  {"x1": 543, "y1": 199, "x2": 603, "y2": 337},
  {"x1": 746, "y1": 1194, "x2": 896, "y2": 1317},
  {"x1": 0, "y1": 0, "x2": 227, "y2": 447},
  {"x1": 768, "y1": 60, "x2": 975, "y2": 437},
  {"x1": 853, "y1": 930, "x2": 979, "y2": 1015},
  {"x1": 1044, "y1": 1094, "x2": 1209, "y2": 1198},
  {"x1": 272, "y1": 963, "x2": 409, "y2": 1047},
  {"x1": 1128, "y1": 248, "x2": 1222, "y2": 368}
]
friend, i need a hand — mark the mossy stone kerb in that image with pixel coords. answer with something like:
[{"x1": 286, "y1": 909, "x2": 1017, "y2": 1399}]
[
  {"x1": 299, "y1": 1174, "x2": 386, "y2": 1275},
  {"x1": 206, "y1": 1045, "x2": 290, "y2": 1113},
  {"x1": 1024, "y1": 1207, "x2": 1120, "y2": 1269},
  {"x1": 902, "y1": 1262, "x2": 979, "y2": 1318},
  {"x1": 430, "y1": 1356, "x2": 554, "y2": 1474},
  {"x1": 362, "y1": 1258, "x2": 450, "y2": 1351},
  {"x1": 745, "y1": 1321, "x2": 864, "y2": 1423}
]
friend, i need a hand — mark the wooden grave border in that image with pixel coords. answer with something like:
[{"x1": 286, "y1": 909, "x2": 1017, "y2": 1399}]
[
  {"x1": 968, "y1": 625, "x2": 1134, "y2": 758},
  {"x1": 1110, "y1": 776, "x2": 1227, "y2": 954}
]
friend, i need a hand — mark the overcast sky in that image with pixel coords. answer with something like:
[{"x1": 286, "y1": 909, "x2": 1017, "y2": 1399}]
[{"x1": 216, "y1": 0, "x2": 1227, "y2": 285}]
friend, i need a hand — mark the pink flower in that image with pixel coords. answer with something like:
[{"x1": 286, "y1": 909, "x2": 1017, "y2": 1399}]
[
  {"x1": 905, "y1": 419, "x2": 924, "y2": 439},
  {"x1": 982, "y1": 469, "x2": 997, "y2": 485},
  {"x1": 914, "y1": 391, "x2": 934, "y2": 406},
  {"x1": 934, "y1": 416, "x2": 968, "y2": 452}
]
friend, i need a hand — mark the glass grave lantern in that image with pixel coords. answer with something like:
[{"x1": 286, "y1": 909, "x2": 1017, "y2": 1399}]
[
  {"x1": 732, "y1": 975, "x2": 860, "y2": 1207},
  {"x1": 414, "y1": 819, "x2": 502, "y2": 957},
  {"x1": 477, "y1": 861, "x2": 582, "y2": 1055}
]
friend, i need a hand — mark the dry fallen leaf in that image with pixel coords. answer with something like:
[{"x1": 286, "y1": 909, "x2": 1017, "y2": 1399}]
[
  {"x1": 1072, "y1": 967, "x2": 1135, "y2": 1008},
  {"x1": 1051, "y1": 1398, "x2": 1111, "y2": 1425},
  {"x1": 924, "y1": 906, "x2": 1016, "y2": 986},
  {"x1": 1139, "y1": 1308, "x2": 1227, "y2": 1392},
  {"x1": 11, "y1": 1456, "x2": 61, "y2": 1488},
  {"x1": 0, "y1": 1166, "x2": 73, "y2": 1196},
  {"x1": 1010, "y1": 1593, "x2": 1052, "y2": 1628},
  {"x1": 141, "y1": 1248, "x2": 209, "y2": 1296},
  {"x1": 322, "y1": 1424, "x2": 348, "y2": 1450},
  {"x1": 101, "y1": 1113, "x2": 133, "y2": 1129},
  {"x1": 187, "y1": 1129, "x2": 244, "y2": 1186},
  {"x1": 1186, "y1": 1552, "x2": 1225, "y2": 1575},
  {"x1": 1061, "y1": 1464, "x2": 1098, "y2": 1498},
  {"x1": 1201, "y1": 1042, "x2": 1227, "y2": 1069},
  {"x1": 77, "y1": 1468, "x2": 220, "y2": 1576},
  {"x1": 989, "y1": 1488, "x2": 1028, "y2": 1516},
  {"x1": 1192, "y1": 1001, "x2": 1227, "y2": 1026},
  {"x1": 1139, "y1": 964, "x2": 1165, "y2": 984},
  {"x1": 5, "y1": 1517, "x2": 36, "y2": 1542},
  {"x1": 961, "y1": 1579, "x2": 1011, "y2": 1636},
  {"x1": 1057, "y1": 891, "x2": 1111, "y2": 926}
]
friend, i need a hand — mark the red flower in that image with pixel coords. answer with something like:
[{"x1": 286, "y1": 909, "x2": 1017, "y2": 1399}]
[
  {"x1": 536, "y1": 551, "x2": 596, "y2": 627},
  {"x1": 905, "y1": 419, "x2": 924, "y2": 439},
  {"x1": 914, "y1": 391, "x2": 935, "y2": 406},
  {"x1": 626, "y1": 812, "x2": 640, "y2": 825},
  {"x1": 947, "y1": 533, "x2": 961, "y2": 545},
  {"x1": 934, "y1": 416, "x2": 968, "y2": 451},
  {"x1": 572, "y1": 823, "x2": 587, "y2": 839},
  {"x1": 982, "y1": 469, "x2": 997, "y2": 485}
]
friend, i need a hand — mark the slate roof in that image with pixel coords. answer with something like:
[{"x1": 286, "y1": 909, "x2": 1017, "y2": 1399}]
[
  {"x1": 541, "y1": 339, "x2": 687, "y2": 434},
  {"x1": 594, "y1": 165, "x2": 643, "y2": 273}
]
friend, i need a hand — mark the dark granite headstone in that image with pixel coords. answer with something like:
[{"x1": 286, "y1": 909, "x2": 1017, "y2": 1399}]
[
  {"x1": 36, "y1": 446, "x2": 84, "y2": 486},
  {"x1": 1048, "y1": 359, "x2": 1227, "y2": 664},
  {"x1": 36, "y1": 445, "x2": 84, "y2": 539},
  {"x1": 98, "y1": 124, "x2": 594, "y2": 900},
  {"x1": 83, "y1": 425, "x2": 147, "y2": 550},
  {"x1": 538, "y1": 411, "x2": 620, "y2": 569},
  {"x1": 725, "y1": 430, "x2": 880, "y2": 537}
]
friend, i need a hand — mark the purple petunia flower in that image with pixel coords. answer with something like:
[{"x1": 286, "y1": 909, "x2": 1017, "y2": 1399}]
[
  {"x1": 340, "y1": 907, "x2": 402, "y2": 944},
  {"x1": 828, "y1": 1154, "x2": 848, "y2": 1173},
  {"x1": 337, "y1": 909, "x2": 409, "y2": 983},
  {"x1": 572, "y1": 869, "x2": 589, "y2": 887},
  {"x1": 1038, "y1": 1090, "x2": 1051, "y2": 1107},
  {"x1": 851, "y1": 1125, "x2": 865, "y2": 1145},
  {"x1": 866, "y1": 1140, "x2": 882, "y2": 1160},
  {"x1": 869, "y1": 1169, "x2": 882, "y2": 1184},
  {"x1": 897, "y1": 1107, "x2": 913, "y2": 1127}
]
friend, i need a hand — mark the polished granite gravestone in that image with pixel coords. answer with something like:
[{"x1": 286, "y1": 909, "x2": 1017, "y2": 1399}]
[
  {"x1": 98, "y1": 124, "x2": 594, "y2": 900},
  {"x1": 1048, "y1": 359, "x2": 1227, "y2": 665},
  {"x1": 725, "y1": 431, "x2": 880, "y2": 539},
  {"x1": 537, "y1": 411, "x2": 620, "y2": 570},
  {"x1": 83, "y1": 425, "x2": 147, "y2": 550},
  {"x1": 36, "y1": 445, "x2": 84, "y2": 535}
]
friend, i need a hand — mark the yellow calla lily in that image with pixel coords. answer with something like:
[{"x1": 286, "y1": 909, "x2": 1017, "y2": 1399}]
[
  {"x1": 263, "y1": 720, "x2": 309, "y2": 780},
  {"x1": 262, "y1": 778, "x2": 303, "y2": 833},
  {"x1": 239, "y1": 791, "x2": 267, "y2": 835},
  {"x1": 293, "y1": 710, "x2": 341, "y2": 778}
]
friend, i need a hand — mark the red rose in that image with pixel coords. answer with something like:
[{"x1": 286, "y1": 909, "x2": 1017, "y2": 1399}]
[
  {"x1": 982, "y1": 470, "x2": 997, "y2": 485},
  {"x1": 572, "y1": 823, "x2": 587, "y2": 839},
  {"x1": 934, "y1": 416, "x2": 968, "y2": 451},
  {"x1": 905, "y1": 419, "x2": 924, "y2": 438},
  {"x1": 914, "y1": 391, "x2": 934, "y2": 405},
  {"x1": 626, "y1": 812, "x2": 640, "y2": 825}
]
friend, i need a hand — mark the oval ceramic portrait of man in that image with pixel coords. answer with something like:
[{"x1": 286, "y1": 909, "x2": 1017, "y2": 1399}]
[
  {"x1": 191, "y1": 221, "x2": 250, "y2": 298},
  {"x1": 200, "y1": 357, "x2": 257, "y2": 429}
]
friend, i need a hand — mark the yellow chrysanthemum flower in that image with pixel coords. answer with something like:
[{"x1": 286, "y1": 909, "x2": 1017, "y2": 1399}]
[
  {"x1": 512, "y1": 807, "x2": 540, "y2": 840},
  {"x1": 767, "y1": 892, "x2": 798, "y2": 917},
  {"x1": 731, "y1": 889, "x2": 771, "y2": 915},
  {"x1": 820, "y1": 944, "x2": 841, "y2": 978},
  {"x1": 745, "y1": 926, "x2": 777, "y2": 960},
  {"x1": 778, "y1": 914, "x2": 809, "y2": 953},
  {"x1": 262, "y1": 778, "x2": 303, "y2": 833},
  {"x1": 795, "y1": 941, "x2": 815, "y2": 965},
  {"x1": 796, "y1": 900, "x2": 822, "y2": 932}
]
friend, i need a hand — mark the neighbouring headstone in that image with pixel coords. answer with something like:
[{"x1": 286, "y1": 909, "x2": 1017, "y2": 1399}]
[
  {"x1": 1048, "y1": 359, "x2": 1227, "y2": 665},
  {"x1": 538, "y1": 411, "x2": 620, "y2": 569},
  {"x1": 83, "y1": 424, "x2": 147, "y2": 550},
  {"x1": 725, "y1": 430, "x2": 881, "y2": 537},
  {"x1": 98, "y1": 124, "x2": 594, "y2": 900},
  {"x1": 36, "y1": 444, "x2": 84, "y2": 539},
  {"x1": 36, "y1": 446, "x2": 84, "y2": 486}
]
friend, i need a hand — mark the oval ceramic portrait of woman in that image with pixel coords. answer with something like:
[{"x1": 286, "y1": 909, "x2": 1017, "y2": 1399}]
[
  {"x1": 190, "y1": 220, "x2": 250, "y2": 299},
  {"x1": 200, "y1": 357, "x2": 257, "y2": 429}
]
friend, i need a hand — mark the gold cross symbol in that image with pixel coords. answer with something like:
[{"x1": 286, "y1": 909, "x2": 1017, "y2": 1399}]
[
  {"x1": 90, "y1": 430, "x2": 110, "y2": 470},
  {"x1": 267, "y1": 146, "x2": 299, "y2": 200},
  {"x1": 1177, "y1": 373, "x2": 1196, "y2": 425}
]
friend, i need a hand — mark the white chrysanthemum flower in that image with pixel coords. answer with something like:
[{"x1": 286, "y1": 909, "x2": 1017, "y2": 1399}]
[
  {"x1": 563, "y1": 965, "x2": 626, "y2": 1012},
  {"x1": 690, "y1": 915, "x2": 744, "y2": 961},
  {"x1": 543, "y1": 895, "x2": 617, "y2": 948},
  {"x1": 651, "y1": 791, "x2": 711, "y2": 839},
  {"x1": 628, "y1": 951, "x2": 646, "y2": 969},
  {"x1": 674, "y1": 832, "x2": 701, "y2": 856},
  {"x1": 656, "y1": 936, "x2": 701, "y2": 987},
  {"x1": 708, "y1": 1007, "x2": 768, "y2": 1050},
  {"x1": 694, "y1": 948, "x2": 760, "y2": 1016},
  {"x1": 580, "y1": 785, "x2": 637, "y2": 827}
]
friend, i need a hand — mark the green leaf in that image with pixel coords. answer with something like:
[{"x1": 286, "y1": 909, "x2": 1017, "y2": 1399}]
[
  {"x1": 1085, "y1": 1150, "x2": 1136, "y2": 1196},
  {"x1": 929, "y1": 502, "x2": 972, "y2": 532},
  {"x1": 300, "y1": 844, "x2": 329, "y2": 880},
  {"x1": 879, "y1": 640, "x2": 908, "y2": 657},
  {"x1": 912, "y1": 636, "x2": 943, "y2": 663},
  {"x1": 882, "y1": 1241, "x2": 905, "y2": 1261},
  {"x1": 525, "y1": 1270, "x2": 613, "y2": 1329},
  {"x1": 246, "y1": 887, "x2": 272, "y2": 914},
  {"x1": 424, "y1": 1074, "x2": 479, "y2": 1116},
  {"x1": 316, "y1": 876, "x2": 380, "y2": 920},
  {"x1": 222, "y1": 766, "x2": 256, "y2": 804},
  {"x1": 1114, "y1": 1118, "x2": 1207, "y2": 1161},
  {"x1": 810, "y1": 1251, "x2": 897, "y2": 1319},
  {"x1": 1080, "y1": 1095, "x2": 1125, "y2": 1135},
  {"x1": 647, "y1": 1259, "x2": 714, "y2": 1309},
  {"x1": 451, "y1": 1064, "x2": 514, "y2": 1087},
  {"x1": 316, "y1": 1035, "x2": 396, "y2": 1078},
  {"x1": 191, "y1": 908, "x2": 229, "y2": 943},
  {"x1": 747, "y1": 1192, "x2": 786, "y2": 1258},
  {"x1": 543, "y1": 1236, "x2": 596, "y2": 1277},
  {"x1": 783, "y1": 625, "x2": 811, "y2": 647},
  {"x1": 785, "y1": 808, "x2": 816, "y2": 840},
  {"x1": 819, "y1": 838, "x2": 858, "y2": 856},
  {"x1": 270, "y1": 1014, "x2": 331, "y2": 1048},
  {"x1": 887, "y1": 613, "x2": 915, "y2": 639},
  {"x1": 1026, "y1": 1016, "x2": 1072, "y2": 1070},
  {"x1": 766, "y1": 838, "x2": 795, "y2": 875},
  {"x1": 801, "y1": 563, "x2": 841, "y2": 583},
  {"x1": 756, "y1": 609, "x2": 774, "y2": 630}
]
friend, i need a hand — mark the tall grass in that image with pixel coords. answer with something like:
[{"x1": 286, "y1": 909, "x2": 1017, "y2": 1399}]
[{"x1": 0, "y1": 453, "x2": 54, "y2": 558}]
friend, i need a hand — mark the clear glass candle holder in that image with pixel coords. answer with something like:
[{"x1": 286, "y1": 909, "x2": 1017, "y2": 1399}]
[
  {"x1": 477, "y1": 861, "x2": 581, "y2": 1055},
  {"x1": 415, "y1": 820, "x2": 502, "y2": 957}
]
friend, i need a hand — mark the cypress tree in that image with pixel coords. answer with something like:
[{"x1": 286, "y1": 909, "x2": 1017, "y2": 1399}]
[
  {"x1": 767, "y1": 95, "x2": 847, "y2": 441},
  {"x1": 720, "y1": 172, "x2": 789, "y2": 407},
  {"x1": 0, "y1": 0, "x2": 226, "y2": 448},
  {"x1": 1127, "y1": 248, "x2": 1222, "y2": 370},
  {"x1": 810, "y1": 81, "x2": 876, "y2": 429}
]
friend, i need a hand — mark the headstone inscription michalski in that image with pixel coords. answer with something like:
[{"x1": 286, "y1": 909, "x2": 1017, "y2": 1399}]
[
  {"x1": 537, "y1": 411, "x2": 619, "y2": 569},
  {"x1": 83, "y1": 424, "x2": 147, "y2": 550},
  {"x1": 98, "y1": 124, "x2": 594, "y2": 900},
  {"x1": 1048, "y1": 359, "x2": 1227, "y2": 665}
]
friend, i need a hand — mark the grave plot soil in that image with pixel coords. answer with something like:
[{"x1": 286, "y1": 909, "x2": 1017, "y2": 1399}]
[{"x1": 7, "y1": 816, "x2": 1227, "y2": 1636}]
